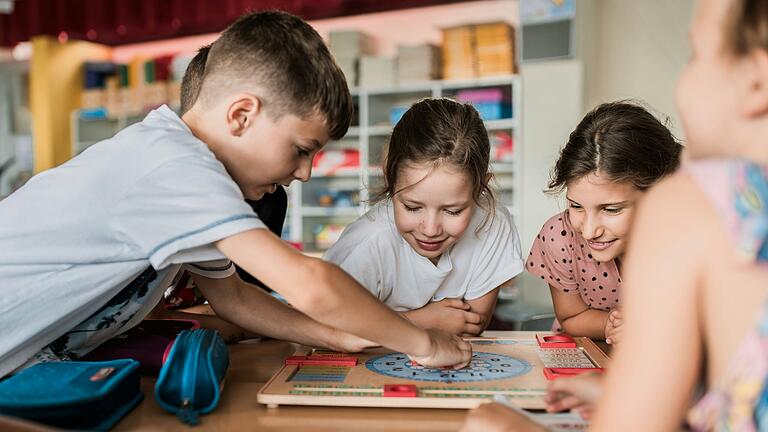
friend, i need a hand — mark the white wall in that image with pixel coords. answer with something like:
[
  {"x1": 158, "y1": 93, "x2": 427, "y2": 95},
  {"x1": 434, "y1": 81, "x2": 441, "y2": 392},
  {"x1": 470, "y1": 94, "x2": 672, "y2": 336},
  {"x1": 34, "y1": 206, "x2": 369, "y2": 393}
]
[
  {"x1": 519, "y1": 59, "x2": 584, "y2": 310},
  {"x1": 583, "y1": 0, "x2": 694, "y2": 137}
]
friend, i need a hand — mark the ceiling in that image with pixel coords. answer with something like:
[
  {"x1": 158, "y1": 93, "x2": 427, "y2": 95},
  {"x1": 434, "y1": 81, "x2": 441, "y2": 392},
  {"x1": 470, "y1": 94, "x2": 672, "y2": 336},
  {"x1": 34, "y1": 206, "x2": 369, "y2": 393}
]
[{"x1": 0, "y1": 0, "x2": 476, "y2": 47}]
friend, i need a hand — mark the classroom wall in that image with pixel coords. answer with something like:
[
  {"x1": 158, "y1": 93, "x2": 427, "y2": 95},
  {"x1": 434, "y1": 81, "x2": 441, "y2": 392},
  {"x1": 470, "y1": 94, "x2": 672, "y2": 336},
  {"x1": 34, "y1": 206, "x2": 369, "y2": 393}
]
[{"x1": 583, "y1": 0, "x2": 694, "y2": 137}]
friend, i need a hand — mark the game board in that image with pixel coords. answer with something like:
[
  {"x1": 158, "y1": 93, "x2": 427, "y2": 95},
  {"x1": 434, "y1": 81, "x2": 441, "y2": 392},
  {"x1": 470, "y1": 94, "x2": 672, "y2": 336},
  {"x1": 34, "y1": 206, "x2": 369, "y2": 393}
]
[{"x1": 257, "y1": 332, "x2": 608, "y2": 409}]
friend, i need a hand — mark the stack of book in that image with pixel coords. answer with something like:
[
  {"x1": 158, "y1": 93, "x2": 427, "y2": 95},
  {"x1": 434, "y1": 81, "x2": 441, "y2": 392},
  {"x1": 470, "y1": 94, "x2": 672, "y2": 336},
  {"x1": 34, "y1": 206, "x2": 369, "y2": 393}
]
[
  {"x1": 476, "y1": 22, "x2": 516, "y2": 77},
  {"x1": 442, "y1": 25, "x2": 475, "y2": 80},
  {"x1": 396, "y1": 44, "x2": 441, "y2": 83},
  {"x1": 329, "y1": 30, "x2": 375, "y2": 88},
  {"x1": 359, "y1": 56, "x2": 395, "y2": 87},
  {"x1": 441, "y1": 22, "x2": 517, "y2": 79},
  {"x1": 79, "y1": 54, "x2": 181, "y2": 119}
]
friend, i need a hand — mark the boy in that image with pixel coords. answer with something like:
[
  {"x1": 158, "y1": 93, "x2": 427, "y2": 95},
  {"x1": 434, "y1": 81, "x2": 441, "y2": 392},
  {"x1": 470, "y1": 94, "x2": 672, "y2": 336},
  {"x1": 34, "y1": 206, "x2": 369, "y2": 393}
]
[{"x1": 0, "y1": 11, "x2": 471, "y2": 377}]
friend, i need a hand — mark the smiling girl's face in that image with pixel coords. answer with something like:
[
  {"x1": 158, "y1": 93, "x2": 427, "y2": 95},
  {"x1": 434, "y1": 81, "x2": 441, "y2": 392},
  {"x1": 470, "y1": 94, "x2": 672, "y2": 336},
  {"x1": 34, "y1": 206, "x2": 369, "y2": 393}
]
[{"x1": 565, "y1": 171, "x2": 642, "y2": 262}]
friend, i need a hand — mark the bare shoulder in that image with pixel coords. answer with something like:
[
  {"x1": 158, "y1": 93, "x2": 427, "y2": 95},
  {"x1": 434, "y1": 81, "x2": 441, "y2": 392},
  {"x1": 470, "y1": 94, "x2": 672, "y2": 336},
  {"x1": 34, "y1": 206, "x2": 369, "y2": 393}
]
[{"x1": 633, "y1": 172, "x2": 724, "y2": 251}]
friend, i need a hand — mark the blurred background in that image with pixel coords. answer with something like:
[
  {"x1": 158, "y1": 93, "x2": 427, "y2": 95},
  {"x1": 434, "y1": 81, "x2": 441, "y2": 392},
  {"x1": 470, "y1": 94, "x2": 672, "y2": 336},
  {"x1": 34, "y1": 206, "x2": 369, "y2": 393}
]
[{"x1": 0, "y1": 0, "x2": 694, "y2": 328}]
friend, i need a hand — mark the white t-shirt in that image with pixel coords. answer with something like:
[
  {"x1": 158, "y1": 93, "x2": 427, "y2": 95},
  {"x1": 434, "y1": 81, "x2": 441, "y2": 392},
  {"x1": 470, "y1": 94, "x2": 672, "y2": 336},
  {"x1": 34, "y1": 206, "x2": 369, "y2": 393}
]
[
  {"x1": 0, "y1": 105, "x2": 265, "y2": 377},
  {"x1": 323, "y1": 201, "x2": 523, "y2": 311}
]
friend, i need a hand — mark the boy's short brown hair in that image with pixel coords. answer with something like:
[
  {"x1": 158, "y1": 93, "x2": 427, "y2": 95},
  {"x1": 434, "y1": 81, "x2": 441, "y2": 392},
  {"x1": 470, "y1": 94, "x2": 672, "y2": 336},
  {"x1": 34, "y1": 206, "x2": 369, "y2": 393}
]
[
  {"x1": 195, "y1": 11, "x2": 353, "y2": 139},
  {"x1": 180, "y1": 44, "x2": 211, "y2": 115}
]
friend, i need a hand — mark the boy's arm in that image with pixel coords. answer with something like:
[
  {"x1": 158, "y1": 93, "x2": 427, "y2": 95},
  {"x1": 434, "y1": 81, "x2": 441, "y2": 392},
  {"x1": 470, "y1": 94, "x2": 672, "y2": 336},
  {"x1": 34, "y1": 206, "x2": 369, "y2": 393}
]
[
  {"x1": 550, "y1": 287, "x2": 610, "y2": 339},
  {"x1": 215, "y1": 229, "x2": 465, "y2": 362},
  {"x1": 187, "y1": 272, "x2": 375, "y2": 352}
]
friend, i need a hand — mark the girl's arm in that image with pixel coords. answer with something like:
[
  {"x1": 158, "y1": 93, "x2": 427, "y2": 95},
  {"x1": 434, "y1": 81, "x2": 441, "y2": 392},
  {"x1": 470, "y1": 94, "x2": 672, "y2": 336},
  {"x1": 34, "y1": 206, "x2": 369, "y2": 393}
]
[
  {"x1": 400, "y1": 284, "x2": 504, "y2": 337},
  {"x1": 590, "y1": 175, "x2": 708, "y2": 431},
  {"x1": 402, "y1": 299, "x2": 482, "y2": 335},
  {"x1": 550, "y1": 287, "x2": 609, "y2": 339},
  {"x1": 215, "y1": 229, "x2": 472, "y2": 366},
  {"x1": 466, "y1": 285, "x2": 504, "y2": 334}
]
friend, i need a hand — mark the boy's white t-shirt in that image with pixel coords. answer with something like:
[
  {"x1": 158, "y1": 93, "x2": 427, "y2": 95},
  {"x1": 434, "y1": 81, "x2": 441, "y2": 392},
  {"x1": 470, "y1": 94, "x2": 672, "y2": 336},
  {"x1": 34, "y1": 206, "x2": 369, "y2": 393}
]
[
  {"x1": 0, "y1": 105, "x2": 265, "y2": 377},
  {"x1": 323, "y1": 201, "x2": 523, "y2": 311}
]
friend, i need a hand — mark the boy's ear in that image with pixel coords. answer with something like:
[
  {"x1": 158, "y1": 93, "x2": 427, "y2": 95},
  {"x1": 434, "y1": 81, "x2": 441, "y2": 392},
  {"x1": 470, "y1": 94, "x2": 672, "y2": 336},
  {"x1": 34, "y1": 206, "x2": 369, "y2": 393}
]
[
  {"x1": 226, "y1": 93, "x2": 263, "y2": 136},
  {"x1": 742, "y1": 48, "x2": 768, "y2": 118}
]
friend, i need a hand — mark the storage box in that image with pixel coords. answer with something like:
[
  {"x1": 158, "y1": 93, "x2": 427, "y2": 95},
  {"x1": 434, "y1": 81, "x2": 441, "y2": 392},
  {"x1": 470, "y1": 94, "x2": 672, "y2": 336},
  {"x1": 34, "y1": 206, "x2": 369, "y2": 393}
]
[
  {"x1": 442, "y1": 25, "x2": 476, "y2": 79},
  {"x1": 456, "y1": 88, "x2": 513, "y2": 120},
  {"x1": 329, "y1": 30, "x2": 375, "y2": 60},
  {"x1": 441, "y1": 22, "x2": 517, "y2": 79},
  {"x1": 475, "y1": 22, "x2": 516, "y2": 76},
  {"x1": 336, "y1": 57, "x2": 358, "y2": 88},
  {"x1": 397, "y1": 44, "x2": 441, "y2": 83},
  {"x1": 81, "y1": 88, "x2": 106, "y2": 109},
  {"x1": 359, "y1": 56, "x2": 396, "y2": 87}
]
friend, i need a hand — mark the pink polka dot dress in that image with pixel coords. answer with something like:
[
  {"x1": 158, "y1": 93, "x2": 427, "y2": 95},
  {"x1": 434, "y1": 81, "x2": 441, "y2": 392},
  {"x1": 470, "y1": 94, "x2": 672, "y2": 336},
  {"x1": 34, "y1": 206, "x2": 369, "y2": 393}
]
[{"x1": 526, "y1": 212, "x2": 622, "y2": 311}]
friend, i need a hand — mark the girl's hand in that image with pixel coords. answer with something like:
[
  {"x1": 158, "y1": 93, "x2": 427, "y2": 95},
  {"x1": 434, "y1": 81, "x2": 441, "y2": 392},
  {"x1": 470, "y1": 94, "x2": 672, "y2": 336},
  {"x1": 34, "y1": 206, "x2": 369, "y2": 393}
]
[
  {"x1": 604, "y1": 309, "x2": 623, "y2": 345},
  {"x1": 461, "y1": 403, "x2": 548, "y2": 432},
  {"x1": 544, "y1": 371, "x2": 604, "y2": 419},
  {"x1": 407, "y1": 328, "x2": 472, "y2": 369},
  {"x1": 408, "y1": 298, "x2": 482, "y2": 335}
]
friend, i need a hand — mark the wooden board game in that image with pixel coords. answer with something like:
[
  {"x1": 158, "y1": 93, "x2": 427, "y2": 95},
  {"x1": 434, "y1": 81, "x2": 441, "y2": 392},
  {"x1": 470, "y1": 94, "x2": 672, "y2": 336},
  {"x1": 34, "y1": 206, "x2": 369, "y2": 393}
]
[{"x1": 257, "y1": 332, "x2": 608, "y2": 409}]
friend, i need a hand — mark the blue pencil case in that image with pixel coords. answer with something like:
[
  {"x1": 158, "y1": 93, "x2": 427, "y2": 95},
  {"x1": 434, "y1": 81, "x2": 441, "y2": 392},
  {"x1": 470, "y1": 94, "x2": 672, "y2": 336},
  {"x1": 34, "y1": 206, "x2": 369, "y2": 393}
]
[
  {"x1": 0, "y1": 359, "x2": 143, "y2": 431},
  {"x1": 154, "y1": 328, "x2": 229, "y2": 425}
]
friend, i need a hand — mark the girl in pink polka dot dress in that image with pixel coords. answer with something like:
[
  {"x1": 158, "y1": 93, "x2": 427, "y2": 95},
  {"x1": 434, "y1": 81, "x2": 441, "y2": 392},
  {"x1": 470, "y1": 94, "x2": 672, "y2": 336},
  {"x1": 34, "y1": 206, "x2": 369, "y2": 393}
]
[{"x1": 526, "y1": 102, "x2": 682, "y2": 344}]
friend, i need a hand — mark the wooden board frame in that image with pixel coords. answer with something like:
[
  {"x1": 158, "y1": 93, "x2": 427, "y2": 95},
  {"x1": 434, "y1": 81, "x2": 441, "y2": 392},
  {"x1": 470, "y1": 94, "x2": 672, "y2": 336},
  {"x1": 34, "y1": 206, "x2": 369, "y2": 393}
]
[{"x1": 257, "y1": 333, "x2": 608, "y2": 410}]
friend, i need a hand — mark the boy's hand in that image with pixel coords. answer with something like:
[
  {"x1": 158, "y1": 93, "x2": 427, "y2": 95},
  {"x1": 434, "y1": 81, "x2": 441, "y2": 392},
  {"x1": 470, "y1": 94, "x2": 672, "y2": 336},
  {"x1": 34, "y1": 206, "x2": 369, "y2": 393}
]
[
  {"x1": 407, "y1": 329, "x2": 472, "y2": 369},
  {"x1": 604, "y1": 308, "x2": 623, "y2": 345},
  {"x1": 405, "y1": 298, "x2": 483, "y2": 335},
  {"x1": 544, "y1": 371, "x2": 603, "y2": 419},
  {"x1": 461, "y1": 402, "x2": 548, "y2": 432}
]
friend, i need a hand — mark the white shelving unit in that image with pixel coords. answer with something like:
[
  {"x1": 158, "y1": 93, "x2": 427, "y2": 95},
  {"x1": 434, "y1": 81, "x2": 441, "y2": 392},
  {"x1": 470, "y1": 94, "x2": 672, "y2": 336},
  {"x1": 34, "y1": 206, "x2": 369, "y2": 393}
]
[
  {"x1": 287, "y1": 75, "x2": 523, "y2": 252},
  {"x1": 70, "y1": 107, "x2": 181, "y2": 156}
]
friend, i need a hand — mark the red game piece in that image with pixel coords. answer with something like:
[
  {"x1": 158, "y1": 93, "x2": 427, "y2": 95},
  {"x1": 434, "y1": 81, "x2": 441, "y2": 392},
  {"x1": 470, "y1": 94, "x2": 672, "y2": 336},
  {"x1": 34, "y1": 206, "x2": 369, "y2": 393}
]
[
  {"x1": 383, "y1": 384, "x2": 418, "y2": 397},
  {"x1": 536, "y1": 333, "x2": 577, "y2": 348},
  {"x1": 543, "y1": 367, "x2": 604, "y2": 380},
  {"x1": 285, "y1": 355, "x2": 308, "y2": 365}
]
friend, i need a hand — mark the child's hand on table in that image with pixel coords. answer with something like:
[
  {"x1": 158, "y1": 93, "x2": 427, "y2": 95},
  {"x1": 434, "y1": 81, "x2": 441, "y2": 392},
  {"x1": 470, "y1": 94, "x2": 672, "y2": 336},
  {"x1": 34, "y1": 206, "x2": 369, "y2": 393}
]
[
  {"x1": 407, "y1": 328, "x2": 472, "y2": 369},
  {"x1": 461, "y1": 402, "x2": 548, "y2": 432},
  {"x1": 544, "y1": 371, "x2": 604, "y2": 419},
  {"x1": 604, "y1": 308, "x2": 623, "y2": 345},
  {"x1": 406, "y1": 298, "x2": 483, "y2": 336}
]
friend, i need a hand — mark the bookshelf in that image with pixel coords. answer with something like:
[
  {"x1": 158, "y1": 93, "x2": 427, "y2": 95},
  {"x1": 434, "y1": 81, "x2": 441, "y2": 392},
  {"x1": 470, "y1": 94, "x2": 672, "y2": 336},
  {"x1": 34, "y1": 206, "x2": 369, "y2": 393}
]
[{"x1": 285, "y1": 75, "x2": 522, "y2": 253}]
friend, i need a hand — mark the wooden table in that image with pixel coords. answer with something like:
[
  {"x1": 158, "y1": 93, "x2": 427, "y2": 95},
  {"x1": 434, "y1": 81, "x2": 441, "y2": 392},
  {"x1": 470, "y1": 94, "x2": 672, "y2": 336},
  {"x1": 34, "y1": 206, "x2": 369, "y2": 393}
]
[{"x1": 115, "y1": 332, "x2": 607, "y2": 431}]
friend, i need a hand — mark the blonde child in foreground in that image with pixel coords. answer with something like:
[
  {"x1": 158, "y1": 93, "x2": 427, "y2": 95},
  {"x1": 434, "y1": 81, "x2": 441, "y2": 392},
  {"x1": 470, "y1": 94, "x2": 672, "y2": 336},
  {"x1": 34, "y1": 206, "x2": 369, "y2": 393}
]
[{"x1": 463, "y1": 0, "x2": 768, "y2": 430}]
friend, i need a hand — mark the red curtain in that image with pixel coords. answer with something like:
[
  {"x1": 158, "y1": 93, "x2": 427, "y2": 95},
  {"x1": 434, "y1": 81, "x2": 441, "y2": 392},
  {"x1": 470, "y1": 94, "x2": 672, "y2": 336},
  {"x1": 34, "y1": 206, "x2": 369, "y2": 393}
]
[{"x1": 0, "y1": 0, "x2": 473, "y2": 47}]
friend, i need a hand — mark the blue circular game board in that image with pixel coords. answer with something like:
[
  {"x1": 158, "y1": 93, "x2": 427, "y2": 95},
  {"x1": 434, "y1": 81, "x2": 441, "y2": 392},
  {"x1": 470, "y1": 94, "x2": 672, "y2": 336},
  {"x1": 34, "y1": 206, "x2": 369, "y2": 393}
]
[{"x1": 365, "y1": 352, "x2": 532, "y2": 383}]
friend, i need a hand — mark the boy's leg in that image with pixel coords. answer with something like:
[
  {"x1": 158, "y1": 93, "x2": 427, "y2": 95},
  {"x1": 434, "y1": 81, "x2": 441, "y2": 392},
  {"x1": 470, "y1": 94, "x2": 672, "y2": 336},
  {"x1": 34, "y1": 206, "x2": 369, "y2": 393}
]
[{"x1": 237, "y1": 185, "x2": 287, "y2": 291}]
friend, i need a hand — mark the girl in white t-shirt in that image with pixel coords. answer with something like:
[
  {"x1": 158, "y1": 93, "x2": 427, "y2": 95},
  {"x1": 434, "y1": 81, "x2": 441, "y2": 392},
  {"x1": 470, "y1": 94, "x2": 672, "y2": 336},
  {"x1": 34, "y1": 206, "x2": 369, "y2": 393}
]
[{"x1": 324, "y1": 98, "x2": 523, "y2": 336}]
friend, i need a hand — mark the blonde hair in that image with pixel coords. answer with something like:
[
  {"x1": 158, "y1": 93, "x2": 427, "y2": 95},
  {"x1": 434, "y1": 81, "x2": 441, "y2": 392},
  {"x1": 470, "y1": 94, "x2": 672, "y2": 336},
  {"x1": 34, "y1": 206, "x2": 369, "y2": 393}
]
[{"x1": 724, "y1": 0, "x2": 768, "y2": 56}]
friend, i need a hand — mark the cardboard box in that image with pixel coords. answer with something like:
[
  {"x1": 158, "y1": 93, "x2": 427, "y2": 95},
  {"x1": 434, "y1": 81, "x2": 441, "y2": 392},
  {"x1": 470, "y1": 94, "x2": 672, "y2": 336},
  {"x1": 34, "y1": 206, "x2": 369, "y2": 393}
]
[
  {"x1": 359, "y1": 56, "x2": 396, "y2": 87},
  {"x1": 397, "y1": 44, "x2": 441, "y2": 83},
  {"x1": 441, "y1": 22, "x2": 517, "y2": 79},
  {"x1": 329, "y1": 30, "x2": 375, "y2": 60}
]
